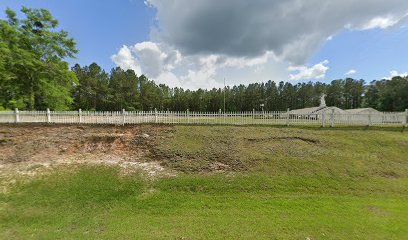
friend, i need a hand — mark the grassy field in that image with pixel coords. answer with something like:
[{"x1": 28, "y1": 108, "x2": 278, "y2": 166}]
[{"x1": 1, "y1": 125, "x2": 408, "y2": 239}]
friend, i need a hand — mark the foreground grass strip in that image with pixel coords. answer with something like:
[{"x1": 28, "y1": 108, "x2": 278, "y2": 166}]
[{"x1": 1, "y1": 165, "x2": 407, "y2": 239}]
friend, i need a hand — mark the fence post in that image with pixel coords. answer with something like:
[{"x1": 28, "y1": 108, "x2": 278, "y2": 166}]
[
  {"x1": 330, "y1": 109, "x2": 335, "y2": 127},
  {"x1": 252, "y1": 109, "x2": 255, "y2": 124},
  {"x1": 15, "y1": 108, "x2": 19, "y2": 123},
  {"x1": 322, "y1": 111, "x2": 326, "y2": 127},
  {"x1": 47, "y1": 108, "x2": 51, "y2": 123},
  {"x1": 122, "y1": 109, "x2": 126, "y2": 125},
  {"x1": 218, "y1": 109, "x2": 221, "y2": 125},
  {"x1": 286, "y1": 108, "x2": 290, "y2": 126},
  {"x1": 78, "y1": 109, "x2": 82, "y2": 124},
  {"x1": 368, "y1": 112, "x2": 372, "y2": 126},
  {"x1": 186, "y1": 109, "x2": 190, "y2": 124},
  {"x1": 155, "y1": 108, "x2": 158, "y2": 123},
  {"x1": 405, "y1": 109, "x2": 408, "y2": 127}
]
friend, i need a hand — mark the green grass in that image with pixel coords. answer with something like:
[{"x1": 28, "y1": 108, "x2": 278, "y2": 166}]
[
  {"x1": 155, "y1": 125, "x2": 408, "y2": 176},
  {"x1": 1, "y1": 125, "x2": 408, "y2": 239}
]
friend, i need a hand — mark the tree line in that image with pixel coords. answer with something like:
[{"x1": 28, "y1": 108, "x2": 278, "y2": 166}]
[
  {"x1": 70, "y1": 63, "x2": 408, "y2": 112},
  {"x1": 1, "y1": 7, "x2": 408, "y2": 112}
]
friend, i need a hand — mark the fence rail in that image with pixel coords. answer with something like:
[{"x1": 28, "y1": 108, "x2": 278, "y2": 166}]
[{"x1": 1, "y1": 108, "x2": 407, "y2": 127}]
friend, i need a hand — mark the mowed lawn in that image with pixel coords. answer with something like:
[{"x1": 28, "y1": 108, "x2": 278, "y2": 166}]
[{"x1": 1, "y1": 125, "x2": 408, "y2": 239}]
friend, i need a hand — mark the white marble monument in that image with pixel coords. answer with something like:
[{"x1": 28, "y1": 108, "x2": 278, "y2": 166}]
[{"x1": 320, "y1": 94, "x2": 326, "y2": 107}]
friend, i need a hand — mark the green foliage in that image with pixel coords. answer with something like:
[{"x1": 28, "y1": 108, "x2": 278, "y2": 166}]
[
  {"x1": 71, "y1": 63, "x2": 111, "y2": 110},
  {"x1": 325, "y1": 78, "x2": 365, "y2": 109},
  {"x1": 70, "y1": 66, "x2": 408, "y2": 112},
  {"x1": 109, "y1": 68, "x2": 140, "y2": 110},
  {"x1": 364, "y1": 76, "x2": 408, "y2": 111},
  {"x1": 72, "y1": 64, "x2": 143, "y2": 111},
  {"x1": 0, "y1": 7, "x2": 77, "y2": 110},
  {"x1": 71, "y1": 64, "x2": 172, "y2": 111}
]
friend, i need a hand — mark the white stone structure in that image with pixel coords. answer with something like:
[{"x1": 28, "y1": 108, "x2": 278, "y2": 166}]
[
  {"x1": 288, "y1": 94, "x2": 347, "y2": 119},
  {"x1": 320, "y1": 94, "x2": 326, "y2": 107}
]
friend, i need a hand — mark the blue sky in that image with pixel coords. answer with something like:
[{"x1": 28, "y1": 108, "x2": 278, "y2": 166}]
[
  {"x1": 0, "y1": 0, "x2": 156, "y2": 71},
  {"x1": 1, "y1": 0, "x2": 408, "y2": 89},
  {"x1": 312, "y1": 27, "x2": 408, "y2": 82}
]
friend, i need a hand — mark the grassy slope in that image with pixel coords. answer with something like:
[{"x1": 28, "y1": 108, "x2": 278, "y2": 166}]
[{"x1": 1, "y1": 125, "x2": 408, "y2": 239}]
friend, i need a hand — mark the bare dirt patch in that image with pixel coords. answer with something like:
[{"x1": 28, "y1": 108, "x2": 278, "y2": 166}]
[
  {"x1": 0, "y1": 124, "x2": 177, "y2": 185},
  {"x1": 379, "y1": 170, "x2": 400, "y2": 178},
  {"x1": 367, "y1": 205, "x2": 390, "y2": 217},
  {"x1": 245, "y1": 136, "x2": 320, "y2": 144},
  {"x1": 399, "y1": 140, "x2": 408, "y2": 146}
]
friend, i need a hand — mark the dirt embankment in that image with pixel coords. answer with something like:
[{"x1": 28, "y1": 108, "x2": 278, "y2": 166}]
[{"x1": 0, "y1": 124, "x2": 176, "y2": 180}]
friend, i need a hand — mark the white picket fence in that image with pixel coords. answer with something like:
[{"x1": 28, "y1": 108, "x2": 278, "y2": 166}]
[{"x1": 0, "y1": 108, "x2": 407, "y2": 127}]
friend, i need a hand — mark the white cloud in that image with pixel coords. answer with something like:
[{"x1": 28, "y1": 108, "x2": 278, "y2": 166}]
[
  {"x1": 172, "y1": 53, "x2": 280, "y2": 89},
  {"x1": 147, "y1": 0, "x2": 408, "y2": 65},
  {"x1": 112, "y1": 1, "x2": 408, "y2": 89},
  {"x1": 132, "y1": 41, "x2": 181, "y2": 78},
  {"x1": 384, "y1": 70, "x2": 408, "y2": 79},
  {"x1": 112, "y1": 42, "x2": 286, "y2": 89},
  {"x1": 155, "y1": 71, "x2": 182, "y2": 87},
  {"x1": 288, "y1": 60, "x2": 329, "y2": 81},
  {"x1": 221, "y1": 51, "x2": 276, "y2": 69},
  {"x1": 111, "y1": 42, "x2": 183, "y2": 86},
  {"x1": 111, "y1": 45, "x2": 141, "y2": 75},
  {"x1": 345, "y1": 69, "x2": 357, "y2": 76},
  {"x1": 359, "y1": 15, "x2": 406, "y2": 30}
]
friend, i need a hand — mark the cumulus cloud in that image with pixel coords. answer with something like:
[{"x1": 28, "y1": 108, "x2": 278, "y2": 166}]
[
  {"x1": 288, "y1": 60, "x2": 329, "y2": 81},
  {"x1": 358, "y1": 15, "x2": 407, "y2": 30},
  {"x1": 111, "y1": 45, "x2": 141, "y2": 75},
  {"x1": 384, "y1": 70, "x2": 408, "y2": 79},
  {"x1": 133, "y1": 42, "x2": 181, "y2": 78},
  {"x1": 112, "y1": 0, "x2": 408, "y2": 89},
  {"x1": 345, "y1": 69, "x2": 357, "y2": 76},
  {"x1": 111, "y1": 42, "x2": 183, "y2": 86},
  {"x1": 112, "y1": 42, "x2": 282, "y2": 89},
  {"x1": 147, "y1": 0, "x2": 408, "y2": 65}
]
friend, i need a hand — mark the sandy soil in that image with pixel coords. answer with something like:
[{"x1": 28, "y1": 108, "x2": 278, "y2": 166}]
[{"x1": 0, "y1": 124, "x2": 177, "y2": 188}]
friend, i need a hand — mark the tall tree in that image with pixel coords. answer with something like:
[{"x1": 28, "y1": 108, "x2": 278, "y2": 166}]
[
  {"x1": 72, "y1": 63, "x2": 110, "y2": 110},
  {"x1": 376, "y1": 76, "x2": 408, "y2": 111},
  {"x1": 0, "y1": 7, "x2": 78, "y2": 110},
  {"x1": 109, "y1": 67, "x2": 140, "y2": 111}
]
